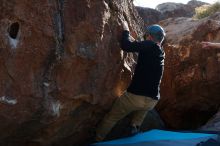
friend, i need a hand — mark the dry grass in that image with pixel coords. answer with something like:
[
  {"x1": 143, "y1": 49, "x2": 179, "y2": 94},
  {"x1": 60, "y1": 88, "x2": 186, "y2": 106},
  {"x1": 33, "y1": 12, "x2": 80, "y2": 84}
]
[{"x1": 194, "y1": 2, "x2": 220, "y2": 19}]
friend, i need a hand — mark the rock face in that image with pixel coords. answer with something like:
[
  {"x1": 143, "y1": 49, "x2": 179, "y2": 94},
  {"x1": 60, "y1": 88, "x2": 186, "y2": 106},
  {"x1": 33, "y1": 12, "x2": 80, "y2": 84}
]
[
  {"x1": 156, "y1": 0, "x2": 207, "y2": 18},
  {"x1": 0, "y1": 0, "x2": 143, "y2": 145},
  {"x1": 156, "y1": 2, "x2": 185, "y2": 13},
  {"x1": 136, "y1": 0, "x2": 207, "y2": 25},
  {"x1": 200, "y1": 108, "x2": 220, "y2": 131},
  {"x1": 157, "y1": 14, "x2": 220, "y2": 129},
  {"x1": 136, "y1": 7, "x2": 163, "y2": 26}
]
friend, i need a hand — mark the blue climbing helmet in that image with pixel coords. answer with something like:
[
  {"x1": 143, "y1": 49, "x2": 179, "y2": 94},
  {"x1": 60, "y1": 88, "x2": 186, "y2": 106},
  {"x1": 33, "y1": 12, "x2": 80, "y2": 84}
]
[{"x1": 145, "y1": 24, "x2": 166, "y2": 43}]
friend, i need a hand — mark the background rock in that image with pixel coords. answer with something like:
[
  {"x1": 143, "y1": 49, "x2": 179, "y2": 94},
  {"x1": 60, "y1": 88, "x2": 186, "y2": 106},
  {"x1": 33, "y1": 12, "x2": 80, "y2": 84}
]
[
  {"x1": 156, "y1": 2, "x2": 185, "y2": 13},
  {"x1": 136, "y1": 0, "x2": 207, "y2": 25},
  {"x1": 156, "y1": 0, "x2": 207, "y2": 18},
  {"x1": 157, "y1": 14, "x2": 220, "y2": 129},
  {"x1": 200, "y1": 108, "x2": 220, "y2": 131},
  {"x1": 136, "y1": 7, "x2": 163, "y2": 26},
  {"x1": 0, "y1": 0, "x2": 143, "y2": 145}
]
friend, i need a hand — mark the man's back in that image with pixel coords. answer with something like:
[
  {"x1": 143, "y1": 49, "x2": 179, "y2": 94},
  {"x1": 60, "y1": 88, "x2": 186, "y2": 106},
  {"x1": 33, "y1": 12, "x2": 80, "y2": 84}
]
[
  {"x1": 121, "y1": 31, "x2": 165, "y2": 100},
  {"x1": 95, "y1": 24, "x2": 166, "y2": 142}
]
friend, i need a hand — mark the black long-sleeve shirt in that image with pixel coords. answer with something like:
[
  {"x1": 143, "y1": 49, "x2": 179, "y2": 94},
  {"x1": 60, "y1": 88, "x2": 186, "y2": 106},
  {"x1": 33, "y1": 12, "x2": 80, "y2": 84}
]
[{"x1": 121, "y1": 30, "x2": 165, "y2": 100}]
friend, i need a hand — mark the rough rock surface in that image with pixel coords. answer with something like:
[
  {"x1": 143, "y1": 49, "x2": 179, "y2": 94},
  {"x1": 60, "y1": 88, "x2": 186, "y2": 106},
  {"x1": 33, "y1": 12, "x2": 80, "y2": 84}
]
[
  {"x1": 157, "y1": 13, "x2": 220, "y2": 129},
  {"x1": 136, "y1": 7, "x2": 163, "y2": 26},
  {"x1": 156, "y1": 2, "x2": 185, "y2": 13},
  {"x1": 136, "y1": 0, "x2": 207, "y2": 25},
  {"x1": 200, "y1": 108, "x2": 220, "y2": 131},
  {"x1": 0, "y1": 0, "x2": 143, "y2": 145},
  {"x1": 156, "y1": 0, "x2": 207, "y2": 18}
]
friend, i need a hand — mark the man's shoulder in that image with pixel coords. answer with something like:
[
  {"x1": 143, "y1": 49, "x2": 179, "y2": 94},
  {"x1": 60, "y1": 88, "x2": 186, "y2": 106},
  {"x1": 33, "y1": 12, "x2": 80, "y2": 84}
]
[
  {"x1": 141, "y1": 40, "x2": 159, "y2": 51},
  {"x1": 142, "y1": 40, "x2": 157, "y2": 46}
]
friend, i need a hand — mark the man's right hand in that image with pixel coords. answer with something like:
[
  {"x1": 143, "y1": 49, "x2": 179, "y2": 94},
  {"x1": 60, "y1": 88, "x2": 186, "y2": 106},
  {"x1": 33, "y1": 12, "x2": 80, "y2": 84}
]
[
  {"x1": 201, "y1": 42, "x2": 220, "y2": 49},
  {"x1": 201, "y1": 42, "x2": 213, "y2": 49},
  {"x1": 122, "y1": 21, "x2": 129, "y2": 31}
]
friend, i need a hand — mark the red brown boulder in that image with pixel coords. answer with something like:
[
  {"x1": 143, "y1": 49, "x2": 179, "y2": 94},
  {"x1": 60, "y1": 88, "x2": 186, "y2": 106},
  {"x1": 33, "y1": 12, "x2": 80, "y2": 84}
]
[
  {"x1": 0, "y1": 0, "x2": 143, "y2": 145},
  {"x1": 157, "y1": 14, "x2": 220, "y2": 129}
]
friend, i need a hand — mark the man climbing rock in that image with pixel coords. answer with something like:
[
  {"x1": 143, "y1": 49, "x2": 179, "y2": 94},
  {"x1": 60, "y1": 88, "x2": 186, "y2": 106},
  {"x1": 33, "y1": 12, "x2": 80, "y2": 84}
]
[{"x1": 95, "y1": 20, "x2": 166, "y2": 142}]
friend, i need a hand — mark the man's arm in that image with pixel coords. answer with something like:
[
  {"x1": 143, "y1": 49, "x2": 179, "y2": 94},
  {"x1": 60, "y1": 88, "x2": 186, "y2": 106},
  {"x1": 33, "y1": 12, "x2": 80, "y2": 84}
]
[
  {"x1": 120, "y1": 21, "x2": 142, "y2": 52},
  {"x1": 201, "y1": 42, "x2": 220, "y2": 49}
]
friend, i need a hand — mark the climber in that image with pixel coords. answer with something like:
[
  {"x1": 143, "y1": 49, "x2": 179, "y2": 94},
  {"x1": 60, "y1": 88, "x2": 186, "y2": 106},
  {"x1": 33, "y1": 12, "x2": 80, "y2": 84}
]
[
  {"x1": 201, "y1": 42, "x2": 220, "y2": 49},
  {"x1": 95, "y1": 21, "x2": 166, "y2": 142}
]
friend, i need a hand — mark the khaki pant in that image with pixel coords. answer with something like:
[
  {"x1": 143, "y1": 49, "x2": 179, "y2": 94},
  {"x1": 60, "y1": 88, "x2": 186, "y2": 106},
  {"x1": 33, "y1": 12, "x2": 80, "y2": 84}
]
[{"x1": 96, "y1": 92, "x2": 157, "y2": 141}]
